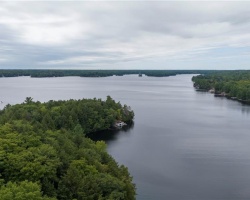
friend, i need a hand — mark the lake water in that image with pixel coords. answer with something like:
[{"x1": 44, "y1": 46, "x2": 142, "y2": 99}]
[{"x1": 1, "y1": 74, "x2": 250, "y2": 200}]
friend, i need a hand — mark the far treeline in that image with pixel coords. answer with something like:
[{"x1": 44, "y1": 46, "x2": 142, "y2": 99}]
[
  {"x1": 0, "y1": 69, "x2": 213, "y2": 77},
  {"x1": 192, "y1": 70, "x2": 250, "y2": 103},
  {"x1": 0, "y1": 97, "x2": 135, "y2": 200}
]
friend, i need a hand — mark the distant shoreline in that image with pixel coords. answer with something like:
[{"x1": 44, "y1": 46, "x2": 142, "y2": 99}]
[{"x1": 0, "y1": 69, "x2": 243, "y2": 78}]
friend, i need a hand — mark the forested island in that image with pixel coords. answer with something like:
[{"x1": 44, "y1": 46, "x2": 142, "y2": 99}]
[
  {"x1": 192, "y1": 70, "x2": 250, "y2": 103},
  {"x1": 0, "y1": 69, "x2": 212, "y2": 78},
  {"x1": 0, "y1": 97, "x2": 135, "y2": 200}
]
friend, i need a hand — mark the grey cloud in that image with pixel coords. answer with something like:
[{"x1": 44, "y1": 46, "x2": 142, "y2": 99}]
[{"x1": 0, "y1": 1, "x2": 250, "y2": 69}]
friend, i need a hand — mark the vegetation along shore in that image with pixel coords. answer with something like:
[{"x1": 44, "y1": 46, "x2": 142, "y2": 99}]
[
  {"x1": 192, "y1": 70, "x2": 250, "y2": 104},
  {"x1": 0, "y1": 97, "x2": 135, "y2": 200}
]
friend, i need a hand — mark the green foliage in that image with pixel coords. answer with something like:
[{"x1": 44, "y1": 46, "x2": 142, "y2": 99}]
[
  {"x1": 0, "y1": 98, "x2": 136, "y2": 200},
  {"x1": 0, "y1": 96, "x2": 134, "y2": 134},
  {"x1": 192, "y1": 70, "x2": 250, "y2": 102},
  {"x1": 24, "y1": 97, "x2": 34, "y2": 104},
  {"x1": 0, "y1": 181, "x2": 56, "y2": 200}
]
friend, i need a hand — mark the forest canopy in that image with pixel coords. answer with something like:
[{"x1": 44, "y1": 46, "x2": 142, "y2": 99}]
[
  {"x1": 0, "y1": 97, "x2": 136, "y2": 200},
  {"x1": 192, "y1": 70, "x2": 250, "y2": 102}
]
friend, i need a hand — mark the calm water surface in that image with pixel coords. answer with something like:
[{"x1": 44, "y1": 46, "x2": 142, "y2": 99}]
[{"x1": 1, "y1": 75, "x2": 250, "y2": 200}]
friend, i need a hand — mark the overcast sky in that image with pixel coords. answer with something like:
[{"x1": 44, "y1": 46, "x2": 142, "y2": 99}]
[{"x1": 1, "y1": 1, "x2": 250, "y2": 70}]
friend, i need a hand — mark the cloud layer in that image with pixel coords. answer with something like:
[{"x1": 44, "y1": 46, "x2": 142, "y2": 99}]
[{"x1": 1, "y1": 1, "x2": 250, "y2": 69}]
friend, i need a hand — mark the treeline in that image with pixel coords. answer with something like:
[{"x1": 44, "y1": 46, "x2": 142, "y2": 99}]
[
  {"x1": 0, "y1": 97, "x2": 135, "y2": 200},
  {"x1": 0, "y1": 69, "x2": 212, "y2": 78},
  {"x1": 0, "y1": 96, "x2": 134, "y2": 134},
  {"x1": 192, "y1": 70, "x2": 250, "y2": 102}
]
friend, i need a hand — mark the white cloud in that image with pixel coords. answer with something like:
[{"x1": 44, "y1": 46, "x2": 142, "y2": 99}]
[
  {"x1": 0, "y1": 1, "x2": 250, "y2": 69},
  {"x1": 0, "y1": 12, "x2": 91, "y2": 45},
  {"x1": 0, "y1": 58, "x2": 7, "y2": 62}
]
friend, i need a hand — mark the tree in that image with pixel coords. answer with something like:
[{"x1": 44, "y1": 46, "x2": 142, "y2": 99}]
[
  {"x1": 0, "y1": 98, "x2": 136, "y2": 199},
  {"x1": 0, "y1": 181, "x2": 56, "y2": 200},
  {"x1": 24, "y1": 97, "x2": 33, "y2": 104}
]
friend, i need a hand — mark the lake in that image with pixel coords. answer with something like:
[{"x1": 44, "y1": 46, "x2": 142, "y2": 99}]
[{"x1": 1, "y1": 74, "x2": 250, "y2": 200}]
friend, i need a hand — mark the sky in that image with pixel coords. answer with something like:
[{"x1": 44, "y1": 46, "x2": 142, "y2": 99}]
[{"x1": 1, "y1": 1, "x2": 250, "y2": 70}]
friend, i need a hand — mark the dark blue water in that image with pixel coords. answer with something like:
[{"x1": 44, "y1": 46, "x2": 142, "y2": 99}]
[{"x1": 1, "y1": 74, "x2": 250, "y2": 200}]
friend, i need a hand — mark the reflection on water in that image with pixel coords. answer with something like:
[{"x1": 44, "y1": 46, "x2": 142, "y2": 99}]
[
  {"x1": 88, "y1": 122, "x2": 134, "y2": 142},
  {"x1": 241, "y1": 106, "x2": 250, "y2": 114},
  {"x1": 196, "y1": 91, "x2": 250, "y2": 115}
]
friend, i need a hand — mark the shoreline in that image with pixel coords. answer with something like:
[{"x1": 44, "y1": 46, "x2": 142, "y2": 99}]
[{"x1": 195, "y1": 88, "x2": 250, "y2": 105}]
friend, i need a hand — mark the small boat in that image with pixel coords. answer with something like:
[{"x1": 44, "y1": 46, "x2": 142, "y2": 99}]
[{"x1": 138, "y1": 73, "x2": 142, "y2": 77}]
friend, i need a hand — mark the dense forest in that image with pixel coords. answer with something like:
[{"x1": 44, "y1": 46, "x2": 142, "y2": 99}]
[
  {"x1": 192, "y1": 70, "x2": 250, "y2": 103},
  {"x1": 0, "y1": 97, "x2": 135, "y2": 200},
  {"x1": 0, "y1": 69, "x2": 212, "y2": 78}
]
